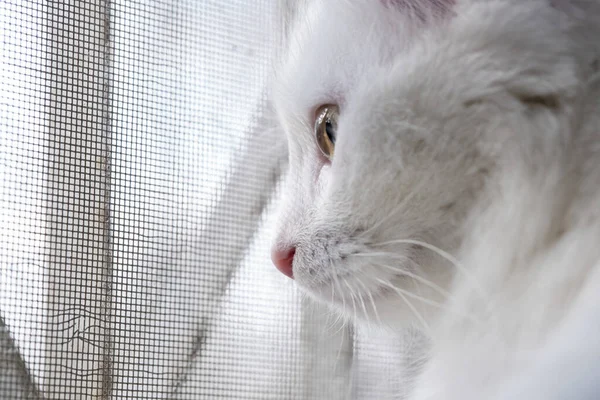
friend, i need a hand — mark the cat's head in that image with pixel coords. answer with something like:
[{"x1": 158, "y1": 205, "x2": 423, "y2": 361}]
[{"x1": 270, "y1": 0, "x2": 587, "y2": 330}]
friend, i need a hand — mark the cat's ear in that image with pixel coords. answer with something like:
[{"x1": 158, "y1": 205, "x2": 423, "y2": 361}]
[
  {"x1": 381, "y1": 0, "x2": 455, "y2": 10},
  {"x1": 381, "y1": 0, "x2": 455, "y2": 19}
]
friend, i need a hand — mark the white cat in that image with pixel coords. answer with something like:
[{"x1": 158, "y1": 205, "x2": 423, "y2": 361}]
[{"x1": 271, "y1": 0, "x2": 600, "y2": 399}]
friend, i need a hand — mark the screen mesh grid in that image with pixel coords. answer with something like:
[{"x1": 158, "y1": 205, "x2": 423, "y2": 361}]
[{"x1": 1, "y1": 1, "x2": 408, "y2": 398}]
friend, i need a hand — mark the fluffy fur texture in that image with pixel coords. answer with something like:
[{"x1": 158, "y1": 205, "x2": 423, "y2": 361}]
[{"x1": 272, "y1": 0, "x2": 600, "y2": 398}]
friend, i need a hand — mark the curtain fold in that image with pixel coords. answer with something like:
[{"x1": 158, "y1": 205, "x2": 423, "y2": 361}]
[{"x1": 43, "y1": 0, "x2": 113, "y2": 396}]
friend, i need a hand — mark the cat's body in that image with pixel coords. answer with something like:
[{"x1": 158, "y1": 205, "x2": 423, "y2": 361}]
[{"x1": 271, "y1": 0, "x2": 600, "y2": 398}]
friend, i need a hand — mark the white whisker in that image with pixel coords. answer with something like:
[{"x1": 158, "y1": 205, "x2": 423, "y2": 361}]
[
  {"x1": 351, "y1": 275, "x2": 373, "y2": 330},
  {"x1": 355, "y1": 275, "x2": 384, "y2": 328},
  {"x1": 380, "y1": 278, "x2": 432, "y2": 335},
  {"x1": 331, "y1": 313, "x2": 348, "y2": 337},
  {"x1": 374, "y1": 238, "x2": 488, "y2": 300},
  {"x1": 334, "y1": 326, "x2": 346, "y2": 373},
  {"x1": 376, "y1": 278, "x2": 480, "y2": 325},
  {"x1": 353, "y1": 252, "x2": 453, "y2": 299},
  {"x1": 331, "y1": 272, "x2": 347, "y2": 322},
  {"x1": 343, "y1": 276, "x2": 359, "y2": 323}
]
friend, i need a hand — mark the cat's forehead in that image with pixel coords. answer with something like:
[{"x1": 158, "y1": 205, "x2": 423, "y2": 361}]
[{"x1": 274, "y1": 1, "x2": 410, "y2": 125}]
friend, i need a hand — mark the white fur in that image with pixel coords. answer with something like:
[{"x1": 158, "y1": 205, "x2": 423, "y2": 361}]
[{"x1": 272, "y1": 0, "x2": 600, "y2": 398}]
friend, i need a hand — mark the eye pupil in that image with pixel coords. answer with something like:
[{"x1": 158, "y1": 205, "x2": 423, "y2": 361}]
[
  {"x1": 314, "y1": 104, "x2": 339, "y2": 160},
  {"x1": 325, "y1": 121, "x2": 336, "y2": 144}
]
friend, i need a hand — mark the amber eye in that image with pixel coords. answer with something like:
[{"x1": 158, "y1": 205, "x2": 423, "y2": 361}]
[{"x1": 314, "y1": 104, "x2": 339, "y2": 160}]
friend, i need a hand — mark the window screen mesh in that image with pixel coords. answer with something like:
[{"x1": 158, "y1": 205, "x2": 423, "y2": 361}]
[{"x1": 1, "y1": 1, "x2": 412, "y2": 398}]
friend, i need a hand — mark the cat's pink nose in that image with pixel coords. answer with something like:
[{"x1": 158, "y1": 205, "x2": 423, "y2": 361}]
[{"x1": 271, "y1": 247, "x2": 295, "y2": 279}]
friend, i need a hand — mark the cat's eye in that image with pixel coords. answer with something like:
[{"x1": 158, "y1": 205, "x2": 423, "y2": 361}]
[{"x1": 314, "y1": 104, "x2": 338, "y2": 160}]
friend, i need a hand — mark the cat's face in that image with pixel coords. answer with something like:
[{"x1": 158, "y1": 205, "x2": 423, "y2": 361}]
[{"x1": 271, "y1": 0, "x2": 578, "y2": 330}]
